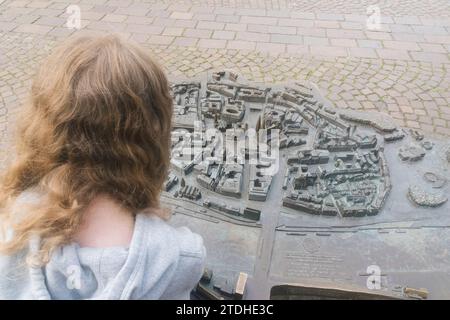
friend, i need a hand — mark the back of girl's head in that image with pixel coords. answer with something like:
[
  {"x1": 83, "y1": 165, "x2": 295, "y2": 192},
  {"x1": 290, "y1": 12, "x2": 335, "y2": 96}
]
[{"x1": 0, "y1": 34, "x2": 173, "y2": 260}]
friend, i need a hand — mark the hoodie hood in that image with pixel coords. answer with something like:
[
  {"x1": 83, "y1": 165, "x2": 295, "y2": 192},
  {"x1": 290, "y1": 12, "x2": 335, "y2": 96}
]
[
  {"x1": 32, "y1": 214, "x2": 204, "y2": 300},
  {"x1": 0, "y1": 192, "x2": 206, "y2": 300}
]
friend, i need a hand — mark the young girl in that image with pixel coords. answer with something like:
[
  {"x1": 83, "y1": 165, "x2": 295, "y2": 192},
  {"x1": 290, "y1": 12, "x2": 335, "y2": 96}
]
[{"x1": 0, "y1": 34, "x2": 206, "y2": 299}]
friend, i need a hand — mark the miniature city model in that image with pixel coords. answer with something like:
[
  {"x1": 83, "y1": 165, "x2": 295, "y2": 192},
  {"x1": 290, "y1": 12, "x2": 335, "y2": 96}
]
[
  {"x1": 164, "y1": 70, "x2": 450, "y2": 300},
  {"x1": 168, "y1": 70, "x2": 392, "y2": 219}
]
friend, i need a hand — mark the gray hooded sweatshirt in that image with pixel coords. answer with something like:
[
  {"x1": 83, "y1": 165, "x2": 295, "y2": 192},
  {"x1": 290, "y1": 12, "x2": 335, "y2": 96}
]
[{"x1": 0, "y1": 192, "x2": 206, "y2": 300}]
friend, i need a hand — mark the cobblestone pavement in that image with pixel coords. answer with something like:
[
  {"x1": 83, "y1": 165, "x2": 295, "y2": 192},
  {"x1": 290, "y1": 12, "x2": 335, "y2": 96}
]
[{"x1": 1, "y1": 0, "x2": 450, "y2": 164}]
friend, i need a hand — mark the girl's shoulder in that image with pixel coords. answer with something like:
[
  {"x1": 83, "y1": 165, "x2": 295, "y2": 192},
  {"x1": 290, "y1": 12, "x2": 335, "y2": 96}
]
[
  {"x1": 135, "y1": 213, "x2": 205, "y2": 260},
  {"x1": 128, "y1": 213, "x2": 206, "y2": 299}
]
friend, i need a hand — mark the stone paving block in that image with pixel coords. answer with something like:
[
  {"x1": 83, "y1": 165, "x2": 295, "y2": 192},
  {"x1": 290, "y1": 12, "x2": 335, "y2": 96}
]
[
  {"x1": 102, "y1": 14, "x2": 127, "y2": 23},
  {"x1": 147, "y1": 9, "x2": 170, "y2": 19},
  {"x1": 197, "y1": 38, "x2": 226, "y2": 49},
  {"x1": 315, "y1": 20, "x2": 340, "y2": 29},
  {"x1": 152, "y1": 17, "x2": 175, "y2": 27},
  {"x1": 236, "y1": 31, "x2": 270, "y2": 42},
  {"x1": 344, "y1": 14, "x2": 366, "y2": 22},
  {"x1": 167, "y1": 4, "x2": 191, "y2": 11},
  {"x1": 381, "y1": 16, "x2": 395, "y2": 24},
  {"x1": 410, "y1": 51, "x2": 449, "y2": 63},
  {"x1": 115, "y1": 5, "x2": 150, "y2": 17},
  {"x1": 414, "y1": 108, "x2": 427, "y2": 116},
  {"x1": 290, "y1": 12, "x2": 315, "y2": 20},
  {"x1": 348, "y1": 47, "x2": 378, "y2": 58},
  {"x1": 193, "y1": 14, "x2": 215, "y2": 21},
  {"x1": 34, "y1": 16, "x2": 65, "y2": 26},
  {"x1": 240, "y1": 16, "x2": 277, "y2": 26},
  {"x1": 13, "y1": 14, "x2": 39, "y2": 24},
  {"x1": 286, "y1": 44, "x2": 309, "y2": 55},
  {"x1": 190, "y1": 6, "x2": 214, "y2": 14},
  {"x1": 434, "y1": 118, "x2": 447, "y2": 127},
  {"x1": 326, "y1": 28, "x2": 365, "y2": 39},
  {"x1": 47, "y1": 26, "x2": 74, "y2": 38},
  {"x1": 377, "y1": 48, "x2": 411, "y2": 60},
  {"x1": 340, "y1": 21, "x2": 363, "y2": 30},
  {"x1": 271, "y1": 34, "x2": 303, "y2": 45},
  {"x1": 31, "y1": 8, "x2": 61, "y2": 16},
  {"x1": 370, "y1": 24, "x2": 391, "y2": 33},
  {"x1": 91, "y1": 5, "x2": 117, "y2": 14},
  {"x1": 2, "y1": 7, "x2": 34, "y2": 18},
  {"x1": 173, "y1": 36, "x2": 198, "y2": 47},
  {"x1": 173, "y1": 19, "x2": 197, "y2": 28},
  {"x1": 418, "y1": 43, "x2": 447, "y2": 53},
  {"x1": 80, "y1": 11, "x2": 106, "y2": 21},
  {"x1": 366, "y1": 31, "x2": 392, "y2": 40},
  {"x1": 129, "y1": 33, "x2": 148, "y2": 44},
  {"x1": 14, "y1": 23, "x2": 52, "y2": 34},
  {"x1": 215, "y1": 14, "x2": 239, "y2": 23},
  {"x1": 170, "y1": 11, "x2": 193, "y2": 20},
  {"x1": 424, "y1": 35, "x2": 450, "y2": 44},
  {"x1": 278, "y1": 18, "x2": 314, "y2": 28},
  {"x1": 71, "y1": 3, "x2": 94, "y2": 11},
  {"x1": 406, "y1": 120, "x2": 421, "y2": 129},
  {"x1": 394, "y1": 16, "x2": 422, "y2": 25},
  {"x1": 226, "y1": 40, "x2": 256, "y2": 51},
  {"x1": 148, "y1": 35, "x2": 174, "y2": 45},
  {"x1": 237, "y1": 8, "x2": 267, "y2": 17},
  {"x1": 27, "y1": 1, "x2": 51, "y2": 9},
  {"x1": 163, "y1": 27, "x2": 184, "y2": 36},
  {"x1": 247, "y1": 24, "x2": 268, "y2": 33},
  {"x1": 213, "y1": 7, "x2": 235, "y2": 15},
  {"x1": 0, "y1": 22, "x2": 18, "y2": 31},
  {"x1": 436, "y1": 126, "x2": 450, "y2": 136},
  {"x1": 392, "y1": 33, "x2": 425, "y2": 42},
  {"x1": 412, "y1": 25, "x2": 448, "y2": 35},
  {"x1": 330, "y1": 38, "x2": 357, "y2": 47},
  {"x1": 7, "y1": 0, "x2": 28, "y2": 7},
  {"x1": 357, "y1": 39, "x2": 382, "y2": 48},
  {"x1": 225, "y1": 23, "x2": 246, "y2": 32},
  {"x1": 296, "y1": 27, "x2": 326, "y2": 37},
  {"x1": 316, "y1": 13, "x2": 345, "y2": 21},
  {"x1": 267, "y1": 25, "x2": 296, "y2": 35},
  {"x1": 212, "y1": 30, "x2": 235, "y2": 40},
  {"x1": 183, "y1": 28, "x2": 212, "y2": 38},
  {"x1": 304, "y1": 36, "x2": 329, "y2": 46},
  {"x1": 266, "y1": 9, "x2": 291, "y2": 18},
  {"x1": 197, "y1": 21, "x2": 224, "y2": 30},
  {"x1": 126, "y1": 24, "x2": 163, "y2": 35},
  {"x1": 255, "y1": 42, "x2": 286, "y2": 54},
  {"x1": 125, "y1": 16, "x2": 154, "y2": 25},
  {"x1": 388, "y1": 24, "x2": 415, "y2": 33},
  {"x1": 384, "y1": 40, "x2": 421, "y2": 51},
  {"x1": 420, "y1": 17, "x2": 450, "y2": 27},
  {"x1": 0, "y1": 12, "x2": 17, "y2": 22},
  {"x1": 105, "y1": 0, "x2": 132, "y2": 7},
  {"x1": 310, "y1": 45, "x2": 347, "y2": 57}
]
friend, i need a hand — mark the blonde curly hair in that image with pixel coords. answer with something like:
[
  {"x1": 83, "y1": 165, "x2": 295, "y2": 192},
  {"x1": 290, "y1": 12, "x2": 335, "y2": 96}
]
[{"x1": 0, "y1": 34, "x2": 173, "y2": 263}]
